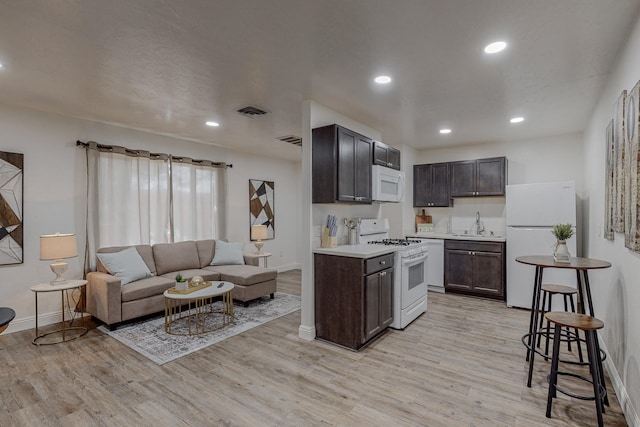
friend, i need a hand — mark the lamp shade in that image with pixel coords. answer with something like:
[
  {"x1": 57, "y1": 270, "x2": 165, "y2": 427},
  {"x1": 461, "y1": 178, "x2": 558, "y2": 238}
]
[
  {"x1": 251, "y1": 225, "x2": 268, "y2": 241},
  {"x1": 40, "y1": 233, "x2": 78, "y2": 260}
]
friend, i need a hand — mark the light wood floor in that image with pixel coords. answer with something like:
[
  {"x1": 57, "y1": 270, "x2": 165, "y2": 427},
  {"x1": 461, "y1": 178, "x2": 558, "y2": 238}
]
[{"x1": 0, "y1": 270, "x2": 627, "y2": 426}]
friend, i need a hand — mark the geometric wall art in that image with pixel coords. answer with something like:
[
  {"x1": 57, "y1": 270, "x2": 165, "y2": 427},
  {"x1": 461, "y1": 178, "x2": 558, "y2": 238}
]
[
  {"x1": 249, "y1": 179, "x2": 275, "y2": 239},
  {"x1": 0, "y1": 151, "x2": 24, "y2": 265}
]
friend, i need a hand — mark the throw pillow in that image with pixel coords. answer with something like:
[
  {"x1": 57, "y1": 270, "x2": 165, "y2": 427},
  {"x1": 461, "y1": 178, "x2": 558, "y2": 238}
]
[
  {"x1": 210, "y1": 240, "x2": 245, "y2": 266},
  {"x1": 97, "y1": 247, "x2": 152, "y2": 285}
]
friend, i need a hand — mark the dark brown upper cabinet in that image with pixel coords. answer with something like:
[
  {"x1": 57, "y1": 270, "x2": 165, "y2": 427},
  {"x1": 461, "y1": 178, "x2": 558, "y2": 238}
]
[
  {"x1": 312, "y1": 124, "x2": 373, "y2": 204},
  {"x1": 373, "y1": 141, "x2": 401, "y2": 170},
  {"x1": 450, "y1": 157, "x2": 506, "y2": 197},
  {"x1": 413, "y1": 163, "x2": 451, "y2": 207}
]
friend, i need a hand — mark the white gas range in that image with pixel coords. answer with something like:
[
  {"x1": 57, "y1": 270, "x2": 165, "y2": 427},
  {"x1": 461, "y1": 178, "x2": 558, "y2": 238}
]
[{"x1": 357, "y1": 218, "x2": 429, "y2": 329}]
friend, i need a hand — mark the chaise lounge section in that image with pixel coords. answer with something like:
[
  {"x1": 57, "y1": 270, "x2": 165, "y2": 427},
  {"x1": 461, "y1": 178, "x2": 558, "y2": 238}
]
[{"x1": 86, "y1": 239, "x2": 277, "y2": 329}]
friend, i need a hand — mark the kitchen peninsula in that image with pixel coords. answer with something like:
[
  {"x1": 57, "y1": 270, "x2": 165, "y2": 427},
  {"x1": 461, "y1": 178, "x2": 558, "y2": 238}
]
[{"x1": 313, "y1": 245, "x2": 396, "y2": 350}]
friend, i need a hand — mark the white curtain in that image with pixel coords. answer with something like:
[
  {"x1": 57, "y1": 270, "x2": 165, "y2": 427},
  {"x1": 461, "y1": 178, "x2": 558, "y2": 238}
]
[
  {"x1": 84, "y1": 143, "x2": 226, "y2": 272},
  {"x1": 171, "y1": 159, "x2": 225, "y2": 242}
]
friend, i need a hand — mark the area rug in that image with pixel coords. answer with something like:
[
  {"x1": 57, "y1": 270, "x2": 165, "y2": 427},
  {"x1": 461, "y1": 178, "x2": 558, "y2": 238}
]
[{"x1": 98, "y1": 292, "x2": 300, "y2": 365}]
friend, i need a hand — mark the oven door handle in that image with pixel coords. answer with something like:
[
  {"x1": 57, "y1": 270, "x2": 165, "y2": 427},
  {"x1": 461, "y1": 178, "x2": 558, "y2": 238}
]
[{"x1": 402, "y1": 253, "x2": 428, "y2": 266}]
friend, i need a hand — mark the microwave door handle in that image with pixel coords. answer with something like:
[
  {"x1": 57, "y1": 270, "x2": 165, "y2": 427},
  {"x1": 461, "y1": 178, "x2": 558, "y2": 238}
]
[{"x1": 398, "y1": 173, "x2": 405, "y2": 200}]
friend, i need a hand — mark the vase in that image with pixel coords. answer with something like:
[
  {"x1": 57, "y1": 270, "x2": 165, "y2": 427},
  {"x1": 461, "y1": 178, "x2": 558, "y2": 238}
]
[
  {"x1": 553, "y1": 240, "x2": 570, "y2": 263},
  {"x1": 176, "y1": 280, "x2": 188, "y2": 291}
]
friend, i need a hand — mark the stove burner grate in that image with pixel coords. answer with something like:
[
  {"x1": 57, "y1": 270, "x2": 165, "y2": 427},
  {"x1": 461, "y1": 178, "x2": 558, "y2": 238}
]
[{"x1": 368, "y1": 238, "x2": 423, "y2": 246}]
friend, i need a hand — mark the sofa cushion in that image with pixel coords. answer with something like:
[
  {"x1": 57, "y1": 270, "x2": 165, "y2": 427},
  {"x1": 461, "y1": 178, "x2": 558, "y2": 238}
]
[
  {"x1": 196, "y1": 239, "x2": 215, "y2": 267},
  {"x1": 97, "y1": 247, "x2": 152, "y2": 285},
  {"x1": 159, "y1": 269, "x2": 220, "y2": 282},
  {"x1": 210, "y1": 240, "x2": 245, "y2": 265},
  {"x1": 205, "y1": 265, "x2": 276, "y2": 286},
  {"x1": 121, "y1": 276, "x2": 175, "y2": 302},
  {"x1": 97, "y1": 245, "x2": 156, "y2": 275},
  {"x1": 153, "y1": 241, "x2": 200, "y2": 275}
]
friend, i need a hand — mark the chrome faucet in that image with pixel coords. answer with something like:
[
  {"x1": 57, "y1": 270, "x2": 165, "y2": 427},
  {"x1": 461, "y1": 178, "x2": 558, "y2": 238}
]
[{"x1": 475, "y1": 211, "x2": 484, "y2": 235}]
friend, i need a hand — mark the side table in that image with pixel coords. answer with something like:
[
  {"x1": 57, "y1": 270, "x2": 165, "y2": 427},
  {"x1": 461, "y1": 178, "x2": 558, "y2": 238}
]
[
  {"x1": 30, "y1": 279, "x2": 88, "y2": 345},
  {"x1": 243, "y1": 251, "x2": 272, "y2": 268}
]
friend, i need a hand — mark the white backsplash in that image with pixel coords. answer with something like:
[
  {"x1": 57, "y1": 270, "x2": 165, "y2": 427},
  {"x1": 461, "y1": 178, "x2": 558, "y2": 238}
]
[
  {"x1": 410, "y1": 197, "x2": 506, "y2": 237},
  {"x1": 313, "y1": 203, "x2": 382, "y2": 247}
]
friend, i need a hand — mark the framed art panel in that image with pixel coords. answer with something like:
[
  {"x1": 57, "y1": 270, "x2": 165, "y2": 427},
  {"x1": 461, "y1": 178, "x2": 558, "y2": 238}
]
[
  {"x1": 614, "y1": 90, "x2": 626, "y2": 233},
  {"x1": 625, "y1": 80, "x2": 640, "y2": 251},
  {"x1": 604, "y1": 119, "x2": 615, "y2": 240},
  {"x1": 249, "y1": 179, "x2": 275, "y2": 239},
  {"x1": 0, "y1": 151, "x2": 24, "y2": 265}
]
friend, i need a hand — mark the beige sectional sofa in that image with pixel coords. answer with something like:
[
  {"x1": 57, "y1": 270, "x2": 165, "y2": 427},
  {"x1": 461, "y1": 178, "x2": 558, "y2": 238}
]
[{"x1": 86, "y1": 239, "x2": 277, "y2": 329}]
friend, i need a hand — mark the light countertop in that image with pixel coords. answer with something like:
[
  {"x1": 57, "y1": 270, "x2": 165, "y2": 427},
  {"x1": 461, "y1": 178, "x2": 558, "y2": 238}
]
[
  {"x1": 313, "y1": 244, "x2": 397, "y2": 258},
  {"x1": 408, "y1": 232, "x2": 506, "y2": 242}
]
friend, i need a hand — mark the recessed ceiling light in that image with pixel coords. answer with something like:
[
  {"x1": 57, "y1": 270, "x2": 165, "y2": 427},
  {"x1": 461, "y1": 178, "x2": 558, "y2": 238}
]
[
  {"x1": 484, "y1": 41, "x2": 507, "y2": 54},
  {"x1": 205, "y1": 121, "x2": 219, "y2": 127},
  {"x1": 0, "y1": 63, "x2": 4, "y2": 69},
  {"x1": 510, "y1": 117, "x2": 525, "y2": 123},
  {"x1": 439, "y1": 128, "x2": 452, "y2": 134},
  {"x1": 374, "y1": 75, "x2": 392, "y2": 84}
]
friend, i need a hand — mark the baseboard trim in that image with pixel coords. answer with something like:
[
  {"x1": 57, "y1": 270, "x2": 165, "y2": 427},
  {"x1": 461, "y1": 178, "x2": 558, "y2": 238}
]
[
  {"x1": 598, "y1": 331, "x2": 640, "y2": 427},
  {"x1": 298, "y1": 324, "x2": 316, "y2": 341},
  {"x1": 4, "y1": 310, "x2": 90, "y2": 335},
  {"x1": 277, "y1": 263, "x2": 301, "y2": 272}
]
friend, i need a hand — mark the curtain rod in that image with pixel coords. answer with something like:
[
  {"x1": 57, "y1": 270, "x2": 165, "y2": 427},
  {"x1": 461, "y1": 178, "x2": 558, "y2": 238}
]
[{"x1": 76, "y1": 140, "x2": 233, "y2": 168}]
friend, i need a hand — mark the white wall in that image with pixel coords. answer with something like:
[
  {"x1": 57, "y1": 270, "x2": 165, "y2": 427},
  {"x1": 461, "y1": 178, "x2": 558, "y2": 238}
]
[
  {"x1": 409, "y1": 133, "x2": 585, "y2": 247},
  {"x1": 298, "y1": 101, "x2": 385, "y2": 340},
  {"x1": 0, "y1": 103, "x2": 301, "y2": 334},
  {"x1": 225, "y1": 150, "x2": 301, "y2": 271},
  {"x1": 413, "y1": 133, "x2": 584, "y2": 188},
  {"x1": 583, "y1": 12, "x2": 640, "y2": 425}
]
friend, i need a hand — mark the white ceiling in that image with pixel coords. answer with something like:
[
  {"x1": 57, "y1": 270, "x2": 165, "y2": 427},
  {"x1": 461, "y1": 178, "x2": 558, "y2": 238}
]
[{"x1": 0, "y1": 1, "x2": 638, "y2": 161}]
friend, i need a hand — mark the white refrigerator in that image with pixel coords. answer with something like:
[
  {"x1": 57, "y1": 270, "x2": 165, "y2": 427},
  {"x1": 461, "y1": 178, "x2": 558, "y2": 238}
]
[{"x1": 506, "y1": 181, "x2": 577, "y2": 309}]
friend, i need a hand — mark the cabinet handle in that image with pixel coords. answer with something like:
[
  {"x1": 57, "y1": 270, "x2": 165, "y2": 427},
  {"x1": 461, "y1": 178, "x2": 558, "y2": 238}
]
[
  {"x1": 380, "y1": 260, "x2": 386, "y2": 265},
  {"x1": 388, "y1": 162, "x2": 393, "y2": 167},
  {"x1": 380, "y1": 271, "x2": 386, "y2": 277}
]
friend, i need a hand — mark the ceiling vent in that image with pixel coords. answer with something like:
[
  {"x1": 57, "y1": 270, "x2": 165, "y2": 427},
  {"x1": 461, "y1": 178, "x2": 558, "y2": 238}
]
[
  {"x1": 277, "y1": 135, "x2": 302, "y2": 147},
  {"x1": 236, "y1": 106, "x2": 268, "y2": 117}
]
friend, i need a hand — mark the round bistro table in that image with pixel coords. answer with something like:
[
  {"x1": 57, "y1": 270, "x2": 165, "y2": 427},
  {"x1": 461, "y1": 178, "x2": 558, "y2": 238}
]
[{"x1": 515, "y1": 255, "x2": 611, "y2": 387}]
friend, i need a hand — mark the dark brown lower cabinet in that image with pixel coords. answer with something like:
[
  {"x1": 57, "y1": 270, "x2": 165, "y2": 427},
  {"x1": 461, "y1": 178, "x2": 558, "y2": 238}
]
[
  {"x1": 315, "y1": 252, "x2": 394, "y2": 350},
  {"x1": 444, "y1": 240, "x2": 505, "y2": 300}
]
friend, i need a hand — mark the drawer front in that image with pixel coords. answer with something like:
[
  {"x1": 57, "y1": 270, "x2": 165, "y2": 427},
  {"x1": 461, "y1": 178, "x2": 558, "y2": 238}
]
[
  {"x1": 445, "y1": 240, "x2": 504, "y2": 253},
  {"x1": 365, "y1": 253, "x2": 395, "y2": 275}
]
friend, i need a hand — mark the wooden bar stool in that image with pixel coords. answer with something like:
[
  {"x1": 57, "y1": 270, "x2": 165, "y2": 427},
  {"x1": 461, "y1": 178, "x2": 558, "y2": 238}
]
[
  {"x1": 545, "y1": 311, "x2": 606, "y2": 427},
  {"x1": 537, "y1": 284, "x2": 583, "y2": 362}
]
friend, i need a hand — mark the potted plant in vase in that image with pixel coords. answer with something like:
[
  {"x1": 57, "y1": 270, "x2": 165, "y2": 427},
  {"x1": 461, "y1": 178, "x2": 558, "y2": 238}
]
[
  {"x1": 552, "y1": 223, "x2": 574, "y2": 263},
  {"x1": 175, "y1": 273, "x2": 188, "y2": 291}
]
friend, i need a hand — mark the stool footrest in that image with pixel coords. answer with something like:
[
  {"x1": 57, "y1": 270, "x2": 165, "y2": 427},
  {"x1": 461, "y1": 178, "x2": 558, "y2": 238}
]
[
  {"x1": 548, "y1": 372, "x2": 607, "y2": 401},
  {"x1": 521, "y1": 332, "x2": 603, "y2": 366}
]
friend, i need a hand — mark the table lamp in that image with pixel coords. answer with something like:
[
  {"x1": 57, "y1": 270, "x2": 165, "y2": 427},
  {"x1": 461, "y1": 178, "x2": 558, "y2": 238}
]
[
  {"x1": 40, "y1": 233, "x2": 78, "y2": 285},
  {"x1": 251, "y1": 225, "x2": 268, "y2": 254}
]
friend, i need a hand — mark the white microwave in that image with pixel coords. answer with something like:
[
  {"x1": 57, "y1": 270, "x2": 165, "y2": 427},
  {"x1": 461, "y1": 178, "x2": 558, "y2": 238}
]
[{"x1": 372, "y1": 165, "x2": 405, "y2": 202}]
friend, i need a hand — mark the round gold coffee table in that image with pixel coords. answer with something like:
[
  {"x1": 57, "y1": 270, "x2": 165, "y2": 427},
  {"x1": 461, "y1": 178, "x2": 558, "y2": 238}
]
[{"x1": 163, "y1": 281, "x2": 234, "y2": 336}]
